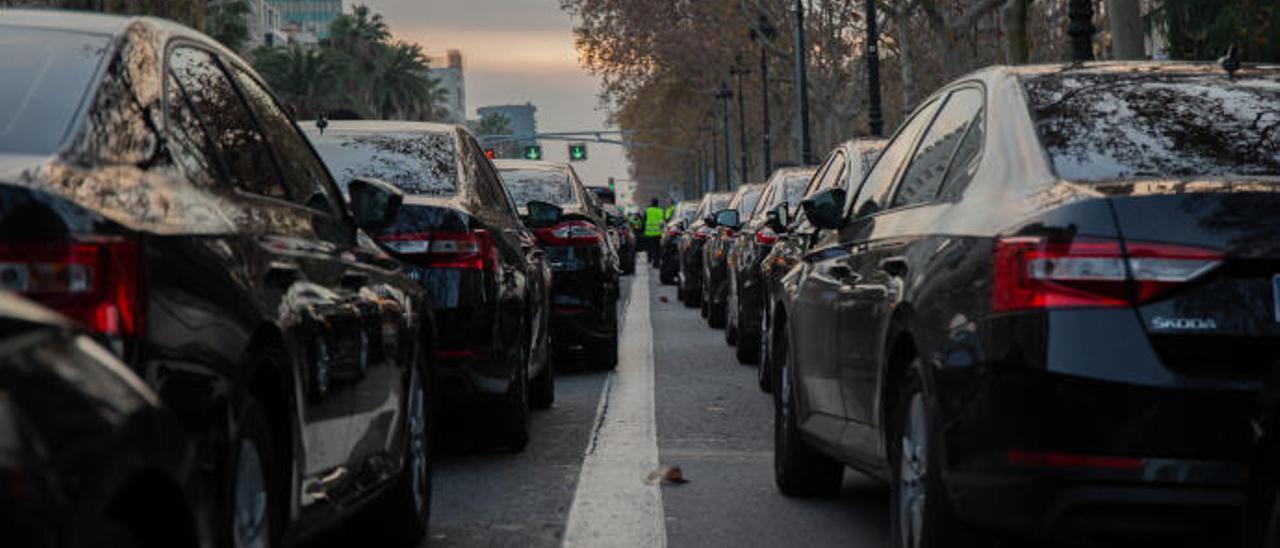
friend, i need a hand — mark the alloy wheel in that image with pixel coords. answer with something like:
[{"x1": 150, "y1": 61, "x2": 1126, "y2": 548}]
[
  {"x1": 232, "y1": 439, "x2": 269, "y2": 548},
  {"x1": 408, "y1": 369, "x2": 429, "y2": 514},
  {"x1": 898, "y1": 393, "x2": 928, "y2": 548}
]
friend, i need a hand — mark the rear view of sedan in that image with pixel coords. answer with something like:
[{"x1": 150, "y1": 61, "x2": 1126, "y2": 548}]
[
  {"x1": 495, "y1": 160, "x2": 621, "y2": 369},
  {"x1": 0, "y1": 294, "x2": 205, "y2": 548},
  {"x1": 660, "y1": 202, "x2": 698, "y2": 285},
  {"x1": 678, "y1": 192, "x2": 733, "y2": 308},
  {"x1": 702, "y1": 184, "x2": 763, "y2": 329},
  {"x1": 308, "y1": 122, "x2": 553, "y2": 449}
]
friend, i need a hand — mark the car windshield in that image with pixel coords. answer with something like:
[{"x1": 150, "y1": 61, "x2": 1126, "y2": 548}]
[
  {"x1": 307, "y1": 131, "x2": 458, "y2": 196},
  {"x1": 1021, "y1": 68, "x2": 1280, "y2": 181},
  {"x1": 702, "y1": 195, "x2": 731, "y2": 217},
  {"x1": 673, "y1": 203, "x2": 697, "y2": 223},
  {"x1": 500, "y1": 169, "x2": 579, "y2": 209},
  {"x1": 735, "y1": 188, "x2": 763, "y2": 219},
  {"x1": 773, "y1": 172, "x2": 815, "y2": 208},
  {"x1": 0, "y1": 27, "x2": 111, "y2": 155}
]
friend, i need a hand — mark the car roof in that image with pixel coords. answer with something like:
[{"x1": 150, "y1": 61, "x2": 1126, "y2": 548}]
[
  {"x1": 302, "y1": 120, "x2": 458, "y2": 137},
  {"x1": 492, "y1": 159, "x2": 570, "y2": 172},
  {"x1": 0, "y1": 8, "x2": 134, "y2": 36}
]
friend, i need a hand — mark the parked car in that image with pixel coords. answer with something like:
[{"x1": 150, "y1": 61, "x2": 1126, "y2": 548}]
[
  {"x1": 771, "y1": 62, "x2": 1280, "y2": 547},
  {"x1": 587, "y1": 185, "x2": 617, "y2": 206},
  {"x1": 494, "y1": 160, "x2": 622, "y2": 369},
  {"x1": 660, "y1": 201, "x2": 699, "y2": 285},
  {"x1": 0, "y1": 293, "x2": 207, "y2": 548},
  {"x1": 701, "y1": 184, "x2": 764, "y2": 328},
  {"x1": 724, "y1": 167, "x2": 817, "y2": 360},
  {"x1": 757, "y1": 140, "x2": 885, "y2": 391},
  {"x1": 602, "y1": 204, "x2": 637, "y2": 275},
  {"x1": 306, "y1": 121, "x2": 555, "y2": 449},
  {"x1": 677, "y1": 192, "x2": 733, "y2": 308},
  {"x1": 0, "y1": 12, "x2": 435, "y2": 546}
]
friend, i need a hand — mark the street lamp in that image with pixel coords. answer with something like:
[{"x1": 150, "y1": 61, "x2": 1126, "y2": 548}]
[
  {"x1": 715, "y1": 80, "x2": 735, "y2": 191},
  {"x1": 865, "y1": 0, "x2": 884, "y2": 137},
  {"x1": 792, "y1": 0, "x2": 813, "y2": 164},
  {"x1": 730, "y1": 58, "x2": 750, "y2": 186},
  {"x1": 751, "y1": 15, "x2": 778, "y2": 179},
  {"x1": 1068, "y1": 0, "x2": 1095, "y2": 62}
]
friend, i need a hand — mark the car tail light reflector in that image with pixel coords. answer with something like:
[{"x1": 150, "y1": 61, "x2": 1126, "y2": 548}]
[
  {"x1": 1007, "y1": 450, "x2": 1144, "y2": 471},
  {"x1": 536, "y1": 221, "x2": 603, "y2": 246},
  {"x1": 693, "y1": 226, "x2": 712, "y2": 240},
  {"x1": 992, "y1": 236, "x2": 1222, "y2": 313},
  {"x1": 379, "y1": 231, "x2": 499, "y2": 271},
  {"x1": 0, "y1": 237, "x2": 143, "y2": 337},
  {"x1": 665, "y1": 226, "x2": 683, "y2": 237},
  {"x1": 755, "y1": 228, "x2": 779, "y2": 246}
]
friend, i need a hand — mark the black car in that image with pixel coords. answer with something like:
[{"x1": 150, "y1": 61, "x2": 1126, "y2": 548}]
[
  {"x1": 495, "y1": 160, "x2": 621, "y2": 369},
  {"x1": 0, "y1": 293, "x2": 207, "y2": 548},
  {"x1": 701, "y1": 184, "x2": 763, "y2": 328},
  {"x1": 773, "y1": 62, "x2": 1280, "y2": 546},
  {"x1": 724, "y1": 167, "x2": 816, "y2": 362},
  {"x1": 0, "y1": 12, "x2": 434, "y2": 546},
  {"x1": 602, "y1": 204, "x2": 638, "y2": 275},
  {"x1": 757, "y1": 140, "x2": 884, "y2": 391},
  {"x1": 660, "y1": 201, "x2": 698, "y2": 285},
  {"x1": 306, "y1": 121, "x2": 554, "y2": 449},
  {"x1": 677, "y1": 192, "x2": 732, "y2": 307},
  {"x1": 586, "y1": 185, "x2": 617, "y2": 206}
]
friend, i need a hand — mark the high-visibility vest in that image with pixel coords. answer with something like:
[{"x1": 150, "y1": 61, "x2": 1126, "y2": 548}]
[
  {"x1": 664, "y1": 205, "x2": 674, "y2": 221},
  {"x1": 644, "y1": 207, "x2": 664, "y2": 237}
]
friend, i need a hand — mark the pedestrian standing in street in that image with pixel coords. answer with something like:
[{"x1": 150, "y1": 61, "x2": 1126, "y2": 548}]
[{"x1": 643, "y1": 198, "x2": 664, "y2": 266}]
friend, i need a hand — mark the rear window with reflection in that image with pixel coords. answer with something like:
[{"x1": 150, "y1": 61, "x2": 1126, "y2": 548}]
[
  {"x1": 0, "y1": 27, "x2": 111, "y2": 155},
  {"x1": 498, "y1": 169, "x2": 579, "y2": 209},
  {"x1": 1021, "y1": 67, "x2": 1280, "y2": 181},
  {"x1": 307, "y1": 130, "x2": 458, "y2": 196}
]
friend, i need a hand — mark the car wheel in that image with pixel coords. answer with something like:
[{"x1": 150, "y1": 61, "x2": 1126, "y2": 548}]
[
  {"x1": 757, "y1": 304, "x2": 772, "y2": 391},
  {"x1": 708, "y1": 299, "x2": 726, "y2": 329},
  {"x1": 227, "y1": 397, "x2": 276, "y2": 548},
  {"x1": 530, "y1": 356, "x2": 555, "y2": 410},
  {"x1": 890, "y1": 362, "x2": 980, "y2": 548},
  {"x1": 495, "y1": 349, "x2": 530, "y2": 452},
  {"x1": 773, "y1": 328, "x2": 843, "y2": 496},
  {"x1": 355, "y1": 363, "x2": 432, "y2": 544},
  {"x1": 589, "y1": 293, "x2": 620, "y2": 370},
  {"x1": 724, "y1": 283, "x2": 739, "y2": 345}
]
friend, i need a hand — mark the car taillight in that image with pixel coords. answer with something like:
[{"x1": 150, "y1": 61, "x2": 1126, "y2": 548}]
[
  {"x1": 991, "y1": 236, "x2": 1222, "y2": 313},
  {"x1": 536, "y1": 221, "x2": 603, "y2": 245},
  {"x1": 665, "y1": 226, "x2": 683, "y2": 237},
  {"x1": 0, "y1": 237, "x2": 143, "y2": 337},
  {"x1": 755, "y1": 228, "x2": 779, "y2": 246},
  {"x1": 693, "y1": 226, "x2": 712, "y2": 240},
  {"x1": 378, "y1": 230, "x2": 499, "y2": 271}
]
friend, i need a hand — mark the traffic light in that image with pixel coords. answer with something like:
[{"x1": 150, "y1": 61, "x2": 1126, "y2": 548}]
[
  {"x1": 523, "y1": 145, "x2": 543, "y2": 160},
  {"x1": 608, "y1": 177, "x2": 616, "y2": 191},
  {"x1": 484, "y1": 148, "x2": 496, "y2": 159},
  {"x1": 569, "y1": 143, "x2": 588, "y2": 162}
]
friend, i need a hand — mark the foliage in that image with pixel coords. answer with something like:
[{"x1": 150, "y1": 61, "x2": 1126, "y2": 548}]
[
  {"x1": 206, "y1": 0, "x2": 251, "y2": 53},
  {"x1": 476, "y1": 113, "x2": 514, "y2": 136},
  {"x1": 1163, "y1": 0, "x2": 1280, "y2": 62}
]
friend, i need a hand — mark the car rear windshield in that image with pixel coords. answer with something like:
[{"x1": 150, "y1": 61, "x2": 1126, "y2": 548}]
[
  {"x1": 500, "y1": 169, "x2": 578, "y2": 208},
  {"x1": 736, "y1": 188, "x2": 763, "y2": 219},
  {"x1": 0, "y1": 27, "x2": 112, "y2": 155},
  {"x1": 1021, "y1": 68, "x2": 1280, "y2": 181},
  {"x1": 307, "y1": 131, "x2": 458, "y2": 196},
  {"x1": 673, "y1": 203, "x2": 698, "y2": 222},
  {"x1": 773, "y1": 173, "x2": 814, "y2": 208}
]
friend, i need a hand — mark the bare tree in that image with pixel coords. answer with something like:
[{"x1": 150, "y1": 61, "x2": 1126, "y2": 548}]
[{"x1": 1107, "y1": 0, "x2": 1145, "y2": 59}]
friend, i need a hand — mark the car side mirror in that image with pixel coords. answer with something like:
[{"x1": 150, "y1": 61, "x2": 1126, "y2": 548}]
[
  {"x1": 347, "y1": 178, "x2": 403, "y2": 230},
  {"x1": 801, "y1": 188, "x2": 846, "y2": 231},
  {"x1": 713, "y1": 208, "x2": 740, "y2": 230},
  {"x1": 526, "y1": 200, "x2": 563, "y2": 228},
  {"x1": 766, "y1": 202, "x2": 790, "y2": 232},
  {"x1": 704, "y1": 215, "x2": 717, "y2": 227}
]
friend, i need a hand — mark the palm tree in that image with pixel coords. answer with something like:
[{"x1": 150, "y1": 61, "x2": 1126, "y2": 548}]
[
  {"x1": 368, "y1": 42, "x2": 436, "y2": 120},
  {"x1": 475, "y1": 113, "x2": 513, "y2": 137},
  {"x1": 251, "y1": 45, "x2": 351, "y2": 119}
]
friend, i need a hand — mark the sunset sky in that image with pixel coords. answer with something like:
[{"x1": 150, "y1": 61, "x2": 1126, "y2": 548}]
[{"x1": 357, "y1": 0, "x2": 631, "y2": 193}]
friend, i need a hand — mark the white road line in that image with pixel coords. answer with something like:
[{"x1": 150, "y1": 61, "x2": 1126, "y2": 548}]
[{"x1": 563, "y1": 267, "x2": 666, "y2": 548}]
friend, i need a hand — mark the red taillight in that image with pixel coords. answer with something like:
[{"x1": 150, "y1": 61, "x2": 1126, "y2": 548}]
[
  {"x1": 693, "y1": 226, "x2": 712, "y2": 240},
  {"x1": 378, "y1": 230, "x2": 499, "y2": 271},
  {"x1": 0, "y1": 237, "x2": 143, "y2": 337},
  {"x1": 755, "y1": 228, "x2": 779, "y2": 246},
  {"x1": 665, "y1": 226, "x2": 683, "y2": 238},
  {"x1": 991, "y1": 236, "x2": 1222, "y2": 313},
  {"x1": 536, "y1": 220, "x2": 603, "y2": 246},
  {"x1": 1007, "y1": 450, "x2": 1144, "y2": 471}
]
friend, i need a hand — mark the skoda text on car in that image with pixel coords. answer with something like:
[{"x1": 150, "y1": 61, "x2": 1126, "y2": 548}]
[
  {"x1": 771, "y1": 62, "x2": 1280, "y2": 546},
  {"x1": 495, "y1": 160, "x2": 621, "y2": 369},
  {"x1": 0, "y1": 12, "x2": 435, "y2": 546},
  {"x1": 307, "y1": 121, "x2": 554, "y2": 450}
]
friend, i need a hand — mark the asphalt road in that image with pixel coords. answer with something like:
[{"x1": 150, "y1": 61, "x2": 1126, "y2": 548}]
[{"x1": 322, "y1": 264, "x2": 891, "y2": 547}]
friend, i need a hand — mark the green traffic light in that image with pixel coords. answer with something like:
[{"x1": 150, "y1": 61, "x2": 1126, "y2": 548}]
[
  {"x1": 523, "y1": 146, "x2": 542, "y2": 160},
  {"x1": 569, "y1": 144, "x2": 588, "y2": 161}
]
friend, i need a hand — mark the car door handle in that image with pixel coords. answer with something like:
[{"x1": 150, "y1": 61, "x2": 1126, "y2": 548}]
[
  {"x1": 342, "y1": 270, "x2": 369, "y2": 289},
  {"x1": 266, "y1": 261, "x2": 300, "y2": 287},
  {"x1": 880, "y1": 257, "x2": 908, "y2": 277}
]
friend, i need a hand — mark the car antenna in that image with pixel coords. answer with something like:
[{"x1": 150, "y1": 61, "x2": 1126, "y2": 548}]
[
  {"x1": 1218, "y1": 45, "x2": 1240, "y2": 79},
  {"x1": 316, "y1": 116, "x2": 329, "y2": 135}
]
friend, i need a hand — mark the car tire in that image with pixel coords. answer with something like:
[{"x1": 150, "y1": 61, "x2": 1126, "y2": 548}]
[
  {"x1": 708, "y1": 300, "x2": 726, "y2": 329},
  {"x1": 757, "y1": 305, "x2": 772, "y2": 391},
  {"x1": 495, "y1": 351, "x2": 530, "y2": 452},
  {"x1": 890, "y1": 362, "x2": 982, "y2": 548},
  {"x1": 225, "y1": 396, "x2": 278, "y2": 548},
  {"x1": 773, "y1": 329, "x2": 843, "y2": 497},
  {"x1": 530, "y1": 358, "x2": 555, "y2": 410},
  {"x1": 354, "y1": 363, "x2": 432, "y2": 544},
  {"x1": 724, "y1": 291, "x2": 739, "y2": 345},
  {"x1": 589, "y1": 294, "x2": 620, "y2": 370}
]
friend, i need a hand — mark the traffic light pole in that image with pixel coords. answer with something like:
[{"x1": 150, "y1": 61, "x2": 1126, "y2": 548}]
[
  {"x1": 732, "y1": 63, "x2": 749, "y2": 186},
  {"x1": 793, "y1": 0, "x2": 813, "y2": 164},
  {"x1": 753, "y1": 15, "x2": 778, "y2": 180},
  {"x1": 716, "y1": 80, "x2": 735, "y2": 191},
  {"x1": 865, "y1": 0, "x2": 884, "y2": 137}
]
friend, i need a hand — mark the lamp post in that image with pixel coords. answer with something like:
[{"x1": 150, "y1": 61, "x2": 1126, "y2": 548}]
[
  {"x1": 731, "y1": 59, "x2": 750, "y2": 186},
  {"x1": 1068, "y1": 0, "x2": 1095, "y2": 62},
  {"x1": 752, "y1": 15, "x2": 778, "y2": 179},
  {"x1": 865, "y1": 0, "x2": 884, "y2": 137},
  {"x1": 793, "y1": 0, "x2": 813, "y2": 164},
  {"x1": 716, "y1": 81, "x2": 735, "y2": 190}
]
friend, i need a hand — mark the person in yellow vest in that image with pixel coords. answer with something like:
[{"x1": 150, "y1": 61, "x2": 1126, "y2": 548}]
[{"x1": 643, "y1": 198, "x2": 665, "y2": 266}]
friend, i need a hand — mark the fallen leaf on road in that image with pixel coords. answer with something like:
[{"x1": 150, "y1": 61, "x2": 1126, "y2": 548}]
[
  {"x1": 659, "y1": 296, "x2": 670, "y2": 303},
  {"x1": 646, "y1": 465, "x2": 689, "y2": 485}
]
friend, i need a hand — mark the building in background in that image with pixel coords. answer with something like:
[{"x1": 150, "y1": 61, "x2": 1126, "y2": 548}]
[
  {"x1": 244, "y1": 0, "x2": 287, "y2": 49},
  {"x1": 476, "y1": 103, "x2": 538, "y2": 156},
  {"x1": 428, "y1": 50, "x2": 466, "y2": 124},
  {"x1": 267, "y1": 0, "x2": 342, "y2": 40}
]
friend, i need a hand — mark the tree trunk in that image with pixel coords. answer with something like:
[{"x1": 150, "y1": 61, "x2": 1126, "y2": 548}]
[
  {"x1": 891, "y1": 6, "x2": 918, "y2": 114},
  {"x1": 1107, "y1": 0, "x2": 1144, "y2": 59},
  {"x1": 1003, "y1": 0, "x2": 1029, "y2": 64}
]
